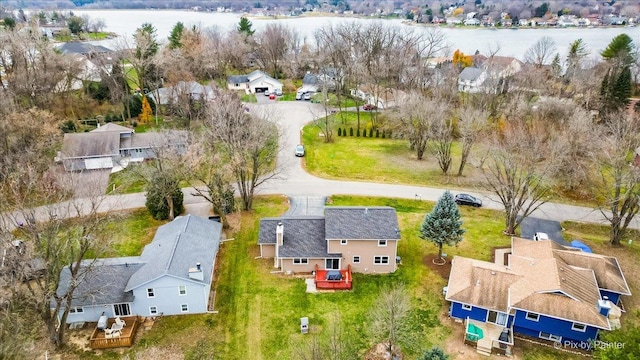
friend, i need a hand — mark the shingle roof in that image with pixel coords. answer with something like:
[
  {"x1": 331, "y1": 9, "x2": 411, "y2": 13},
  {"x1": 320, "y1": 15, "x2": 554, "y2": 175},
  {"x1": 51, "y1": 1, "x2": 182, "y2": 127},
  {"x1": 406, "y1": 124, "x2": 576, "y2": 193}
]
[
  {"x1": 90, "y1": 123, "x2": 133, "y2": 133},
  {"x1": 258, "y1": 217, "x2": 330, "y2": 258},
  {"x1": 59, "y1": 42, "x2": 112, "y2": 55},
  {"x1": 324, "y1": 207, "x2": 400, "y2": 240},
  {"x1": 227, "y1": 75, "x2": 248, "y2": 84},
  {"x1": 458, "y1": 67, "x2": 484, "y2": 81},
  {"x1": 56, "y1": 257, "x2": 144, "y2": 307},
  {"x1": 302, "y1": 73, "x2": 318, "y2": 85},
  {"x1": 61, "y1": 132, "x2": 120, "y2": 158},
  {"x1": 125, "y1": 215, "x2": 222, "y2": 291},
  {"x1": 446, "y1": 237, "x2": 629, "y2": 329}
]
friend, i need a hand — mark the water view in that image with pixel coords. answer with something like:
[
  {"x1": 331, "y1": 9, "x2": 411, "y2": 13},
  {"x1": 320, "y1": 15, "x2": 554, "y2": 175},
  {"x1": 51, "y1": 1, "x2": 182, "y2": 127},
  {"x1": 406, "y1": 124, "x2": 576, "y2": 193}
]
[{"x1": 73, "y1": 10, "x2": 640, "y2": 60}]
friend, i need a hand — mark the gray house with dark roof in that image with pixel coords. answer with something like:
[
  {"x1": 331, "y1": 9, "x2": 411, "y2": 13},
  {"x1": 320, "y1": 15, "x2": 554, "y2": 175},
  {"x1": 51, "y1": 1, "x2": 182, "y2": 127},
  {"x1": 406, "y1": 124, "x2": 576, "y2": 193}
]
[
  {"x1": 55, "y1": 215, "x2": 223, "y2": 324},
  {"x1": 258, "y1": 207, "x2": 400, "y2": 274}
]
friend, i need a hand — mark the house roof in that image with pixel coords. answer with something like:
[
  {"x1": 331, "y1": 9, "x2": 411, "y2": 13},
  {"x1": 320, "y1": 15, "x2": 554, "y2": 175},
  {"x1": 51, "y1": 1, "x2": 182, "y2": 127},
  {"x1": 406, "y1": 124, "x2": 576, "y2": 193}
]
[
  {"x1": 120, "y1": 130, "x2": 189, "y2": 151},
  {"x1": 325, "y1": 207, "x2": 400, "y2": 240},
  {"x1": 446, "y1": 237, "x2": 629, "y2": 329},
  {"x1": 56, "y1": 257, "x2": 144, "y2": 307},
  {"x1": 61, "y1": 132, "x2": 120, "y2": 158},
  {"x1": 152, "y1": 81, "x2": 216, "y2": 105},
  {"x1": 258, "y1": 217, "x2": 332, "y2": 258},
  {"x1": 91, "y1": 123, "x2": 133, "y2": 134},
  {"x1": 125, "y1": 215, "x2": 222, "y2": 291},
  {"x1": 59, "y1": 42, "x2": 112, "y2": 55},
  {"x1": 227, "y1": 75, "x2": 249, "y2": 84},
  {"x1": 458, "y1": 67, "x2": 484, "y2": 81},
  {"x1": 302, "y1": 73, "x2": 318, "y2": 85}
]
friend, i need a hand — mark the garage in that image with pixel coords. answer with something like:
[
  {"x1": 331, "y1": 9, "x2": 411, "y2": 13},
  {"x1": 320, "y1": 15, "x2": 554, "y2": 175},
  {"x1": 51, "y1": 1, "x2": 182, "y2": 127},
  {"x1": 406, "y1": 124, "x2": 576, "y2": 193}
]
[{"x1": 254, "y1": 87, "x2": 268, "y2": 94}]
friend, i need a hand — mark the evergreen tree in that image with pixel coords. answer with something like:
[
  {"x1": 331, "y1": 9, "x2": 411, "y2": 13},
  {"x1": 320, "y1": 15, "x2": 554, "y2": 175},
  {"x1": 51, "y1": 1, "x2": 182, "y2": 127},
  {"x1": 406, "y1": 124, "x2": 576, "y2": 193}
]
[
  {"x1": 168, "y1": 21, "x2": 184, "y2": 49},
  {"x1": 3, "y1": 17, "x2": 16, "y2": 31},
  {"x1": 420, "y1": 346, "x2": 449, "y2": 360},
  {"x1": 237, "y1": 17, "x2": 255, "y2": 36},
  {"x1": 600, "y1": 35, "x2": 635, "y2": 116},
  {"x1": 145, "y1": 173, "x2": 184, "y2": 220},
  {"x1": 419, "y1": 191, "x2": 465, "y2": 263}
]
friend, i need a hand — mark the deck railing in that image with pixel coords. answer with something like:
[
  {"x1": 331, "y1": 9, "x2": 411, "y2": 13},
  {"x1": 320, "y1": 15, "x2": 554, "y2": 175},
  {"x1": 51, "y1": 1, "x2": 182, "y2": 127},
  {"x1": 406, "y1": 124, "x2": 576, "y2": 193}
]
[{"x1": 89, "y1": 316, "x2": 140, "y2": 349}]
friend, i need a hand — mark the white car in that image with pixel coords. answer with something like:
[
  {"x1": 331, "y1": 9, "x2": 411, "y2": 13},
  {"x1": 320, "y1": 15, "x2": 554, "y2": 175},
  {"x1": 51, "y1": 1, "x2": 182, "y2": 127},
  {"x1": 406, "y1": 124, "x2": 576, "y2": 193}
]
[
  {"x1": 264, "y1": 90, "x2": 271, "y2": 96},
  {"x1": 533, "y1": 232, "x2": 549, "y2": 241},
  {"x1": 275, "y1": 88, "x2": 283, "y2": 96}
]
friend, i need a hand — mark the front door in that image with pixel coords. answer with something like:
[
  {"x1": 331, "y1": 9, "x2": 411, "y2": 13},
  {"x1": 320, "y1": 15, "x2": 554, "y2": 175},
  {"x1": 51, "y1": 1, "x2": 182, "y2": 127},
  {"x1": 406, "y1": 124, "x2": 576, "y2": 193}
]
[
  {"x1": 325, "y1": 258, "x2": 340, "y2": 270},
  {"x1": 113, "y1": 303, "x2": 131, "y2": 317},
  {"x1": 487, "y1": 310, "x2": 508, "y2": 326}
]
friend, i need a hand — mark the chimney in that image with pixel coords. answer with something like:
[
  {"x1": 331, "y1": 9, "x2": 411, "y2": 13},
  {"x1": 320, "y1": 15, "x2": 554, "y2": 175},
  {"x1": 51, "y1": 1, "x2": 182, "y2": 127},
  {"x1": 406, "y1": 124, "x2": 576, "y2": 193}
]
[
  {"x1": 598, "y1": 299, "x2": 611, "y2": 317},
  {"x1": 276, "y1": 222, "x2": 284, "y2": 246},
  {"x1": 189, "y1": 263, "x2": 204, "y2": 281}
]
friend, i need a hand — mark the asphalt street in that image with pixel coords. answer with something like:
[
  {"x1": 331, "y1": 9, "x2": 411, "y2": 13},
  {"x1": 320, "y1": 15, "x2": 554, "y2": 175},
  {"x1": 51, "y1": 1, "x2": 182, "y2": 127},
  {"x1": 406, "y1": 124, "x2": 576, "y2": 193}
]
[{"x1": 3, "y1": 100, "x2": 639, "y2": 233}]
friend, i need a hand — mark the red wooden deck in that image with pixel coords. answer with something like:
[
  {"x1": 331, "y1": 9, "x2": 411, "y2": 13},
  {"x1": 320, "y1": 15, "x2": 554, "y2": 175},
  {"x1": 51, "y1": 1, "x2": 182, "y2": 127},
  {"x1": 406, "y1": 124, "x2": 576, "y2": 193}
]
[{"x1": 314, "y1": 265, "x2": 352, "y2": 290}]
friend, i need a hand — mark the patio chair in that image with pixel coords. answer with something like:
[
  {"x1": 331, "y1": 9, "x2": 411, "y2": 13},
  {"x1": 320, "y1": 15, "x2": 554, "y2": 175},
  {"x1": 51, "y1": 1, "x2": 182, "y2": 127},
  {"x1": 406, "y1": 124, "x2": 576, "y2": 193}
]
[
  {"x1": 111, "y1": 322, "x2": 124, "y2": 331},
  {"x1": 115, "y1": 316, "x2": 126, "y2": 327},
  {"x1": 104, "y1": 329, "x2": 122, "y2": 339}
]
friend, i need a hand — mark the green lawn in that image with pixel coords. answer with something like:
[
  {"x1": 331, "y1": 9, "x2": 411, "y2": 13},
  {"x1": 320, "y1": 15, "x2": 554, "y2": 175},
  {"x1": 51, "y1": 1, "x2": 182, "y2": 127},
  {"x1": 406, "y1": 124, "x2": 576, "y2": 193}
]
[{"x1": 241, "y1": 93, "x2": 257, "y2": 103}]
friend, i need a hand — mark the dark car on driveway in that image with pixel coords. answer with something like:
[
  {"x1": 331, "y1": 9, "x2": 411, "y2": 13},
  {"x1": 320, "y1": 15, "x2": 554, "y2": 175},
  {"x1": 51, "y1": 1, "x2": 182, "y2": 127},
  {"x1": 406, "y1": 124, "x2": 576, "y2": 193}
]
[
  {"x1": 454, "y1": 193, "x2": 482, "y2": 207},
  {"x1": 363, "y1": 104, "x2": 377, "y2": 111}
]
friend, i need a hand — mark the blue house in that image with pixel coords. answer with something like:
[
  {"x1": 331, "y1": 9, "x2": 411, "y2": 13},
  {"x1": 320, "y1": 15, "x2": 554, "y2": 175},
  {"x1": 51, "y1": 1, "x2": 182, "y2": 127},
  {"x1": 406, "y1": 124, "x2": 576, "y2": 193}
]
[
  {"x1": 445, "y1": 237, "x2": 630, "y2": 356},
  {"x1": 54, "y1": 215, "x2": 223, "y2": 325}
]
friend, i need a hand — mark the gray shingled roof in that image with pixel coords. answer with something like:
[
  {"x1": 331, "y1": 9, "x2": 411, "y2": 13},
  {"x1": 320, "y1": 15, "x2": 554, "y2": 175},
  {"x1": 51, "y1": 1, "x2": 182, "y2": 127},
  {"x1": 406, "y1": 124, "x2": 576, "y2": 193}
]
[
  {"x1": 91, "y1": 123, "x2": 133, "y2": 133},
  {"x1": 125, "y1": 215, "x2": 222, "y2": 291},
  {"x1": 59, "y1": 42, "x2": 112, "y2": 55},
  {"x1": 61, "y1": 132, "x2": 120, "y2": 158},
  {"x1": 324, "y1": 207, "x2": 400, "y2": 240},
  {"x1": 56, "y1": 257, "x2": 144, "y2": 307},
  {"x1": 458, "y1": 67, "x2": 484, "y2": 81},
  {"x1": 121, "y1": 130, "x2": 189, "y2": 150},
  {"x1": 302, "y1": 73, "x2": 318, "y2": 85},
  {"x1": 258, "y1": 217, "x2": 332, "y2": 258},
  {"x1": 227, "y1": 75, "x2": 248, "y2": 84}
]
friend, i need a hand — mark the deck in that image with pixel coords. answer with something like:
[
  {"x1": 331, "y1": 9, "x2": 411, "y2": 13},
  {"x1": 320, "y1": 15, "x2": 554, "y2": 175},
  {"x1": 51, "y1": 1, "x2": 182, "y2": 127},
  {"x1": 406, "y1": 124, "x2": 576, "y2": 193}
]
[
  {"x1": 89, "y1": 316, "x2": 140, "y2": 349},
  {"x1": 314, "y1": 265, "x2": 352, "y2": 290},
  {"x1": 464, "y1": 318, "x2": 513, "y2": 356}
]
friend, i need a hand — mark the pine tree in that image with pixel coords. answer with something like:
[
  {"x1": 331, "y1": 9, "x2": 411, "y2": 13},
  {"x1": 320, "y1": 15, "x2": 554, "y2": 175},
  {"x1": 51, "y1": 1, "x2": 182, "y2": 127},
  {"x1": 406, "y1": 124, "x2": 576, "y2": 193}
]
[
  {"x1": 237, "y1": 17, "x2": 255, "y2": 36},
  {"x1": 419, "y1": 191, "x2": 465, "y2": 263},
  {"x1": 420, "y1": 346, "x2": 449, "y2": 360},
  {"x1": 168, "y1": 21, "x2": 184, "y2": 49},
  {"x1": 140, "y1": 96, "x2": 153, "y2": 123}
]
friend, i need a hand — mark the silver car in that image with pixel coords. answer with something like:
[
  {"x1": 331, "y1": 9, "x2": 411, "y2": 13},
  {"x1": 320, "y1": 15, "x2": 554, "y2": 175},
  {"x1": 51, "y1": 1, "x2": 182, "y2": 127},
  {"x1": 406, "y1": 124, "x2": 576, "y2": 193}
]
[{"x1": 295, "y1": 144, "x2": 305, "y2": 157}]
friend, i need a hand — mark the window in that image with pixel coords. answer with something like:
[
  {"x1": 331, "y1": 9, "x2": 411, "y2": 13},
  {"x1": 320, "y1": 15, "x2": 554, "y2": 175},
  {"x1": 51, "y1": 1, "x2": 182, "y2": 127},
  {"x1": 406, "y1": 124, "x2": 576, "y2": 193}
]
[
  {"x1": 340, "y1": 239, "x2": 348, "y2": 245},
  {"x1": 378, "y1": 239, "x2": 387, "y2": 247},
  {"x1": 113, "y1": 303, "x2": 131, "y2": 316},
  {"x1": 374, "y1": 256, "x2": 389, "y2": 265},
  {"x1": 525, "y1": 312, "x2": 540, "y2": 322},
  {"x1": 179, "y1": 285, "x2": 187, "y2": 296},
  {"x1": 353, "y1": 256, "x2": 360, "y2": 264},
  {"x1": 293, "y1": 258, "x2": 309, "y2": 265},
  {"x1": 181, "y1": 304, "x2": 189, "y2": 313},
  {"x1": 572, "y1": 323, "x2": 587, "y2": 332},
  {"x1": 69, "y1": 307, "x2": 84, "y2": 314},
  {"x1": 539, "y1": 332, "x2": 562, "y2": 342},
  {"x1": 149, "y1": 306, "x2": 158, "y2": 315},
  {"x1": 461, "y1": 304, "x2": 472, "y2": 311},
  {"x1": 147, "y1": 288, "x2": 155, "y2": 298}
]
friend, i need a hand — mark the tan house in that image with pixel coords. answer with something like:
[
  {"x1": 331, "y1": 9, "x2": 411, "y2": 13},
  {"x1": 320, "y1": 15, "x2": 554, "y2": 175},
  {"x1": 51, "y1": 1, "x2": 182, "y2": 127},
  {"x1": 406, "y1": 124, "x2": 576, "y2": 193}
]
[{"x1": 258, "y1": 207, "x2": 401, "y2": 274}]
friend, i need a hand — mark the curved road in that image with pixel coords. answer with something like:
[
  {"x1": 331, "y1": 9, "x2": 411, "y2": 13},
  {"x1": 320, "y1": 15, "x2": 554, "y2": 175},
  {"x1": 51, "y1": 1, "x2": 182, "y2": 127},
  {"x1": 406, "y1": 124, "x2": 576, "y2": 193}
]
[{"x1": 4, "y1": 101, "x2": 639, "y2": 231}]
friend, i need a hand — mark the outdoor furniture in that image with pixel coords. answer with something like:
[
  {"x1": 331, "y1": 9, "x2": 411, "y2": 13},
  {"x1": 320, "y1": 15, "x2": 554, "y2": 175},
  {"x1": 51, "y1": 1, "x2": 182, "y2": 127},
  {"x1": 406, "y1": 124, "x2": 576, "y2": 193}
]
[
  {"x1": 111, "y1": 322, "x2": 124, "y2": 331},
  {"x1": 104, "y1": 328, "x2": 122, "y2": 338},
  {"x1": 115, "y1": 316, "x2": 126, "y2": 327}
]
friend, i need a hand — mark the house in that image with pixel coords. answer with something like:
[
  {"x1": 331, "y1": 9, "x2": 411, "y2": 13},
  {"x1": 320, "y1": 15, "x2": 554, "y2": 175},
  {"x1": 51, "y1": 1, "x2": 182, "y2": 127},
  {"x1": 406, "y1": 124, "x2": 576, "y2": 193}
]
[
  {"x1": 457, "y1": 67, "x2": 486, "y2": 93},
  {"x1": 258, "y1": 207, "x2": 400, "y2": 275},
  {"x1": 57, "y1": 123, "x2": 188, "y2": 172},
  {"x1": 445, "y1": 237, "x2": 630, "y2": 355},
  {"x1": 150, "y1": 81, "x2": 216, "y2": 105},
  {"x1": 351, "y1": 84, "x2": 406, "y2": 109},
  {"x1": 58, "y1": 42, "x2": 113, "y2": 59},
  {"x1": 458, "y1": 55, "x2": 523, "y2": 94},
  {"x1": 226, "y1": 70, "x2": 282, "y2": 94},
  {"x1": 54, "y1": 215, "x2": 223, "y2": 324}
]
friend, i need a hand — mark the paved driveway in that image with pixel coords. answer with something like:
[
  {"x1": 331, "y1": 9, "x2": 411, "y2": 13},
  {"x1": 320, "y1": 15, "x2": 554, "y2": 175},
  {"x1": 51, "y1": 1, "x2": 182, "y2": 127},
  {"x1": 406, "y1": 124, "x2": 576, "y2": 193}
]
[
  {"x1": 519, "y1": 217, "x2": 570, "y2": 246},
  {"x1": 284, "y1": 196, "x2": 327, "y2": 216}
]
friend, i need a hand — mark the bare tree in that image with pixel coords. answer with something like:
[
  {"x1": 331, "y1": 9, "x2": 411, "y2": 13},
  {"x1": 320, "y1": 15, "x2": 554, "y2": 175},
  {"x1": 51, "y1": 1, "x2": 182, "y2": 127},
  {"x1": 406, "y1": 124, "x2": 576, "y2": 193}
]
[
  {"x1": 593, "y1": 112, "x2": 640, "y2": 245},
  {"x1": 368, "y1": 284, "x2": 413, "y2": 357},
  {"x1": 255, "y1": 23, "x2": 294, "y2": 78},
  {"x1": 524, "y1": 36, "x2": 557, "y2": 67},
  {"x1": 481, "y1": 110, "x2": 566, "y2": 235},
  {"x1": 202, "y1": 91, "x2": 279, "y2": 210},
  {"x1": 429, "y1": 107, "x2": 455, "y2": 174},
  {"x1": 456, "y1": 106, "x2": 489, "y2": 176}
]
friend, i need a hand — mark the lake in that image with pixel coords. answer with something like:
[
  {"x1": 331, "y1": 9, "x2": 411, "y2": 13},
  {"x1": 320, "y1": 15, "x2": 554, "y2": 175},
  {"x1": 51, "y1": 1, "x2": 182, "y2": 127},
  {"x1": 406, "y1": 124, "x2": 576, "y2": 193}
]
[{"x1": 73, "y1": 10, "x2": 640, "y2": 61}]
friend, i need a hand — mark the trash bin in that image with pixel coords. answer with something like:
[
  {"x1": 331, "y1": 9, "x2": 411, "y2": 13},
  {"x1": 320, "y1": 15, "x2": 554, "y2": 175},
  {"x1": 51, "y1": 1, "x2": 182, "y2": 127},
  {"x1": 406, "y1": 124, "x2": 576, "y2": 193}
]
[{"x1": 300, "y1": 317, "x2": 309, "y2": 334}]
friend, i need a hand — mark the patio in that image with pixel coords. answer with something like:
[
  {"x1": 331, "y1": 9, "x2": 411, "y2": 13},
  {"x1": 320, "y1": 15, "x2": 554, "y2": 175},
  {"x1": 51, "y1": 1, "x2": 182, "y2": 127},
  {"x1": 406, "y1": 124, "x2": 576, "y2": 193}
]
[
  {"x1": 464, "y1": 318, "x2": 513, "y2": 356},
  {"x1": 313, "y1": 264, "x2": 352, "y2": 290},
  {"x1": 89, "y1": 316, "x2": 140, "y2": 349}
]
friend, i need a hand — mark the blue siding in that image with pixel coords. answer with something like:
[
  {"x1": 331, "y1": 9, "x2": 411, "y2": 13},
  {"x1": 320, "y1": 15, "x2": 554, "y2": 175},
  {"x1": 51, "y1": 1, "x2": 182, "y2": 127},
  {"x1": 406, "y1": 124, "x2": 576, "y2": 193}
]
[
  {"x1": 513, "y1": 310, "x2": 599, "y2": 342},
  {"x1": 450, "y1": 302, "x2": 488, "y2": 322},
  {"x1": 131, "y1": 277, "x2": 208, "y2": 316},
  {"x1": 599, "y1": 290, "x2": 621, "y2": 305}
]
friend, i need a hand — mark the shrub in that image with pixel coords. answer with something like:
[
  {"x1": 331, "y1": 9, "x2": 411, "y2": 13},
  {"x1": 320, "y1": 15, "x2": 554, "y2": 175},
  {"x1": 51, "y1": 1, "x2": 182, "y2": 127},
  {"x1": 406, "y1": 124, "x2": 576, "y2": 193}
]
[
  {"x1": 382, "y1": 130, "x2": 386, "y2": 139},
  {"x1": 357, "y1": 129, "x2": 360, "y2": 137},
  {"x1": 369, "y1": 128, "x2": 374, "y2": 137},
  {"x1": 59, "y1": 120, "x2": 76, "y2": 133},
  {"x1": 350, "y1": 127, "x2": 354, "y2": 136},
  {"x1": 145, "y1": 179, "x2": 184, "y2": 220},
  {"x1": 338, "y1": 128, "x2": 342, "y2": 136},
  {"x1": 342, "y1": 128, "x2": 346, "y2": 137},
  {"x1": 132, "y1": 121, "x2": 138, "y2": 128}
]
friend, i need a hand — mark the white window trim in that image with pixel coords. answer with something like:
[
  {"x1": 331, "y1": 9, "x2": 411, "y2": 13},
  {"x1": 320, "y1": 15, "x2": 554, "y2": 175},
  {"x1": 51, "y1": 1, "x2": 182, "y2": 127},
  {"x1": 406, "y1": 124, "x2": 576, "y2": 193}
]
[
  {"x1": 461, "y1": 304, "x2": 472, "y2": 311},
  {"x1": 374, "y1": 255, "x2": 389, "y2": 265},
  {"x1": 525, "y1": 312, "x2": 540, "y2": 322},
  {"x1": 340, "y1": 239, "x2": 348, "y2": 245},
  {"x1": 147, "y1": 288, "x2": 155, "y2": 298},
  {"x1": 572, "y1": 322, "x2": 587, "y2": 332},
  {"x1": 378, "y1": 239, "x2": 387, "y2": 247},
  {"x1": 179, "y1": 285, "x2": 187, "y2": 296},
  {"x1": 293, "y1": 258, "x2": 309, "y2": 265},
  {"x1": 353, "y1": 256, "x2": 360, "y2": 264},
  {"x1": 149, "y1": 306, "x2": 158, "y2": 315},
  {"x1": 69, "y1": 306, "x2": 84, "y2": 314},
  {"x1": 181, "y1": 304, "x2": 189, "y2": 313},
  {"x1": 539, "y1": 332, "x2": 562, "y2": 342}
]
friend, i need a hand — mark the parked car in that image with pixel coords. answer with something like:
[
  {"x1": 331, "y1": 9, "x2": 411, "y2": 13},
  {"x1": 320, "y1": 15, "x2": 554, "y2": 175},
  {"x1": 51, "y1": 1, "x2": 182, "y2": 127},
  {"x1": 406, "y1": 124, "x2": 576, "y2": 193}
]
[
  {"x1": 363, "y1": 104, "x2": 378, "y2": 111},
  {"x1": 269, "y1": 93, "x2": 276, "y2": 100},
  {"x1": 303, "y1": 92, "x2": 312, "y2": 101},
  {"x1": 275, "y1": 88, "x2": 283, "y2": 96},
  {"x1": 295, "y1": 144, "x2": 305, "y2": 157},
  {"x1": 533, "y1": 232, "x2": 549, "y2": 241},
  {"x1": 264, "y1": 90, "x2": 271, "y2": 96},
  {"x1": 295, "y1": 91, "x2": 304, "y2": 100},
  {"x1": 454, "y1": 193, "x2": 482, "y2": 207}
]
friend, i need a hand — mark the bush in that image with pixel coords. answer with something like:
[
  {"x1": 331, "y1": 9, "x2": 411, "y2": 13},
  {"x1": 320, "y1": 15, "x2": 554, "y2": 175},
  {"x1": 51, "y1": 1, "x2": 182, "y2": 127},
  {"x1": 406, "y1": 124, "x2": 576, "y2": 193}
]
[
  {"x1": 376, "y1": 129, "x2": 380, "y2": 137},
  {"x1": 337, "y1": 128, "x2": 342, "y2": 136},
  {"x1": 350, "y1": 127, "x2": 353, "y2": 136},
  {"x1": 369, "y1": 128, "x2": 374, "y2": 137},
  {"x1": 356, "y1": 129, "x2": 360, "y2": 137},
  {"x1": 132, "y1": 121, "x2": 138, "y2": 128},
  {"x1": 382, "y1": 130, "x2": 386, "y2": 139},
  {"x1": 59, "y1": 120, "x2": 76, "y2": 133},
  {"x1": 145, "y1": 180, "x2": 184, "y2": 220}
]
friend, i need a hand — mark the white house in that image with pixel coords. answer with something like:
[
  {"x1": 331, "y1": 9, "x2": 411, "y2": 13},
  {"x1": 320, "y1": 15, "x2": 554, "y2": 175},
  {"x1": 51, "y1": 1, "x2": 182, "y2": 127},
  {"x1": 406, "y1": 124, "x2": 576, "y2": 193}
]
[{"x1": 226, "y1": 70, "x2": 283, "y2": 94}]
